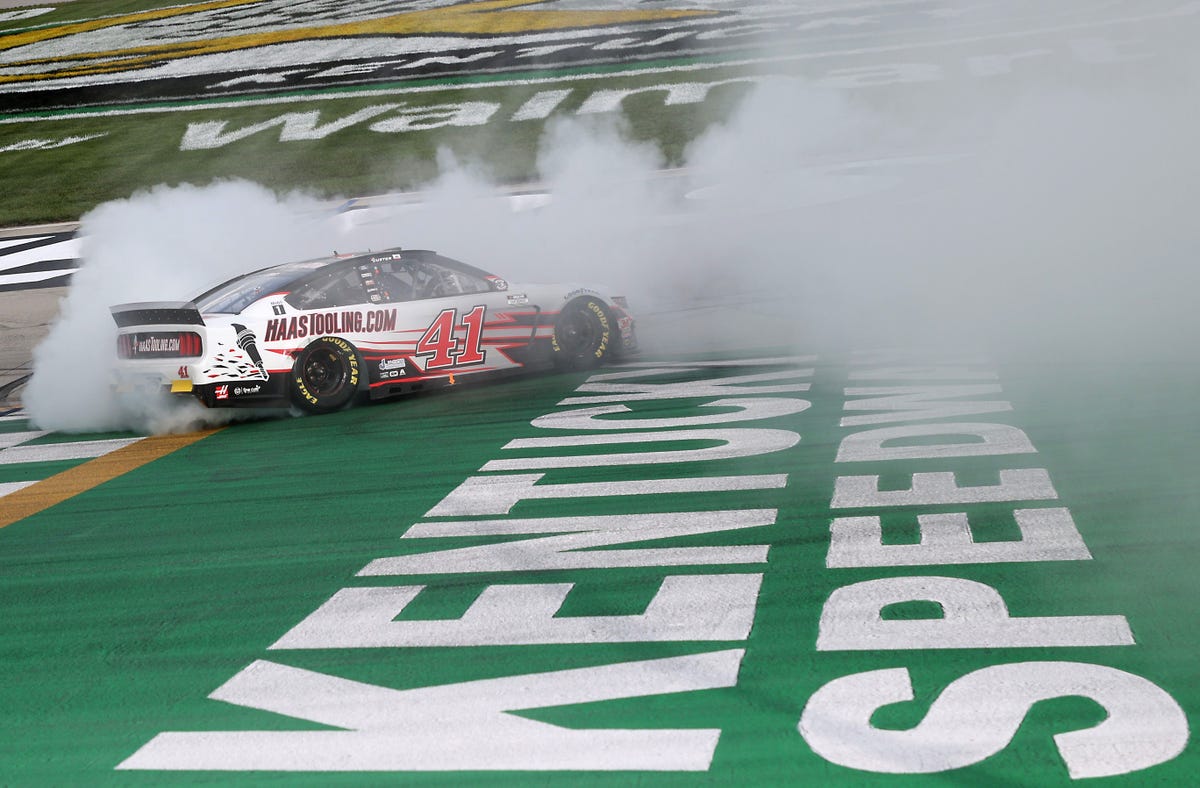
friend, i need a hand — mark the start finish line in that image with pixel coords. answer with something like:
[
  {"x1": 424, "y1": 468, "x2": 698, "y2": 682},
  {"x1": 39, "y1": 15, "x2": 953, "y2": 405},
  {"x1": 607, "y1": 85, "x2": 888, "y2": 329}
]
[{"x1": 117, "y1": 355, "x2": 1188, "y2": 778}]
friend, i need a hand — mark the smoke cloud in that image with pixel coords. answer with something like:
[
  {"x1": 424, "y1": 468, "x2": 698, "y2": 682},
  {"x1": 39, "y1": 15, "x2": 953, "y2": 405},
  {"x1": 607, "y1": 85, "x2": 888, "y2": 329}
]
[
  {"x1": 24, "y1": 181, "x2": 344, "y2": 433},
  {"x1": 25, "y1": 5, "x2": 1200, "y2": 433}
]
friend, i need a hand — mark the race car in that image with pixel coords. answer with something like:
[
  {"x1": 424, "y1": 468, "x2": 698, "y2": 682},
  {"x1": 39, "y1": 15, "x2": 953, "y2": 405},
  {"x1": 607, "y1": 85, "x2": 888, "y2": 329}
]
[{"x1": 111, "y1": 247, "x2": 637, "y2": 413}]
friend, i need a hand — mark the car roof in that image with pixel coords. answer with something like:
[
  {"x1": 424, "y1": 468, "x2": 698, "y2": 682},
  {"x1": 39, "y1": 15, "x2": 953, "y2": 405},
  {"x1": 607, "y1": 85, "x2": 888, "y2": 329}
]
[
  {"x1": 265, "y1": 247, "x2": 483, "y2": 276},
  {"x1": 192, "y1": 247, "x2": 494, "y2": 314}
]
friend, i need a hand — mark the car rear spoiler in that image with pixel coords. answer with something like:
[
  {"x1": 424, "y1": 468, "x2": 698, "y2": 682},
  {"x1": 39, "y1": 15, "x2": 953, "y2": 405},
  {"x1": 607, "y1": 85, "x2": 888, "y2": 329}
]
[{"x1": 111, "y1": 302, "x2": 205, "y2": 328}]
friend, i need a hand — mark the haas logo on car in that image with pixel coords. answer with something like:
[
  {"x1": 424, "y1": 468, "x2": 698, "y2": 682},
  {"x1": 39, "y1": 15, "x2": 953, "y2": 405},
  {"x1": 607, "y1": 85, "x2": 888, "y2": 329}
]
[{"x1": 215, "y1": 385, "x2": 229, "y2": 400}]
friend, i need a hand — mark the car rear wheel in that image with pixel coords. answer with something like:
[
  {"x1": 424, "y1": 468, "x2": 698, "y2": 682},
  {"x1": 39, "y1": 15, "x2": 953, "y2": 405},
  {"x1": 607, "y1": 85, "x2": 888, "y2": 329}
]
[
  {"x1": 290, "y1": 336, "x2": 361, "y2": 413},
  {"x1": 552, "y1": 297, "x2": 612, "y2": 371}
]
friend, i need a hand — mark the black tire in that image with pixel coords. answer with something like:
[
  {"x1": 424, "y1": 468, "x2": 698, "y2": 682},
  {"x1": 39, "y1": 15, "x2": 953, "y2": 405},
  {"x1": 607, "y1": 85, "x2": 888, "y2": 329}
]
[
  {"x1": 290, "y1": 336, "x2": 361, "y2": 414},
  {"x1": 552, "y1": 297, "x2": 613, "y2": 371}
]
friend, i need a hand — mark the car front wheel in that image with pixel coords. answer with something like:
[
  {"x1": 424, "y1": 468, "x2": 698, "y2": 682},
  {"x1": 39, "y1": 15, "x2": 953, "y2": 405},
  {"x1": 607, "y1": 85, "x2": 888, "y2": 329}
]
[{"x1": 552, "y1": 297, "x2": 612, "y2": 371}]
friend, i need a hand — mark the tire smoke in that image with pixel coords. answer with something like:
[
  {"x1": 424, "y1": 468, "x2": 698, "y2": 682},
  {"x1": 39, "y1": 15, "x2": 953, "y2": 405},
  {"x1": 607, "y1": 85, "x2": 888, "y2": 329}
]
[{"x1": 24, "y1": 4, "x2": 1199, "y2": 433}]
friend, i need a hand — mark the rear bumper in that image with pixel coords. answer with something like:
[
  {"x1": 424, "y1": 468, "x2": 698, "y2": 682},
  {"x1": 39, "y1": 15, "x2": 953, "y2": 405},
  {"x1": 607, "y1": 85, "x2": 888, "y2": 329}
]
[
  {"x1": 113, "y1": 371, "x2": 290, "y2": 409},
  {"x1": 193, "y1": 375, "x2": 290, "y2": 408}
]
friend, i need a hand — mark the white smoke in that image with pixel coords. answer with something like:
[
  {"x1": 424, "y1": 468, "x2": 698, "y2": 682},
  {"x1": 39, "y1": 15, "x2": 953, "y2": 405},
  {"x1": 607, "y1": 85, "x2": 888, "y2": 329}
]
[
  {"x1": 25, "y1": 7, "x2": 1200, "y2": 432},
  {"x1": 24, "y1": 180, "x2": 344, "y2": 433}
]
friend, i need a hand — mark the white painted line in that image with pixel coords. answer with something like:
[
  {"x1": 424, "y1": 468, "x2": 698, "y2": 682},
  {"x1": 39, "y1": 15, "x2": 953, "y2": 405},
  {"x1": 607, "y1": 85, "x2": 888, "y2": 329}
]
[
  {"x1": 0, "y1": 429, "x2": 49, "y2": 450},
  {"x1": 0, "y1": 268, "x2": 78, "y2": 287},
  {"x1": 0, "y1": 236, "x2": 82, "y2": 273},
  {"x1": 0, "y1": 236, "x2": 49, "y2": 251},
  {"x1": 0, "y1": 437, "x2": 141, "y2": 466},
  {"x1": 0, "y1": 480, "x2": 37, "y2": 497}
]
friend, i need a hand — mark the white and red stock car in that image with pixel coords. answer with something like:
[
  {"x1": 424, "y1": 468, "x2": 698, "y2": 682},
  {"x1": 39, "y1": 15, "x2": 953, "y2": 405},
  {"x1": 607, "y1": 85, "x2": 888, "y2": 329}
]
[{"x1": 112, "y1": 247, "x2": 637, "y2": 413}]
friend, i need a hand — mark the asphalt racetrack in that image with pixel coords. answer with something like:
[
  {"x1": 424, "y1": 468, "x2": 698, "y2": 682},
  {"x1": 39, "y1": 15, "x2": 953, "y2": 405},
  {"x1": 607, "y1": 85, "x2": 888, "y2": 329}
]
[{"x1": 2, "y1": 1, "x2": 1199, "y2": 784}]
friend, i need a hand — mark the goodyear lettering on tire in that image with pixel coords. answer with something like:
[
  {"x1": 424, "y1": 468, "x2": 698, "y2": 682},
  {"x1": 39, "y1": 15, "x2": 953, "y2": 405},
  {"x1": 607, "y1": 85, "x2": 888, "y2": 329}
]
[
  {"x1": 588, "y1": 300, "x2": 611, "y2": 358},
  {"x1": 552, "y1": 297, "x2": 612, "y2": 371}
]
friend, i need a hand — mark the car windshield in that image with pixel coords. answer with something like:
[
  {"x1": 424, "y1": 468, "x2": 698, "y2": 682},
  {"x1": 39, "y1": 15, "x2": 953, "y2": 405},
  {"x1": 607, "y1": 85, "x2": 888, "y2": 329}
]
[{"x1": 194, "y1": 262, "x2": 326, "y2": 314}]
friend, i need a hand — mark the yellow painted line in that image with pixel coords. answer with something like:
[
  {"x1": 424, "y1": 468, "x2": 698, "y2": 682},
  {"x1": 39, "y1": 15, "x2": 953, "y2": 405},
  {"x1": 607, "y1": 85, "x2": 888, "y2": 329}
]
[{"x1": 0, "y1": 427, "x2": 223, "y2": 529}]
